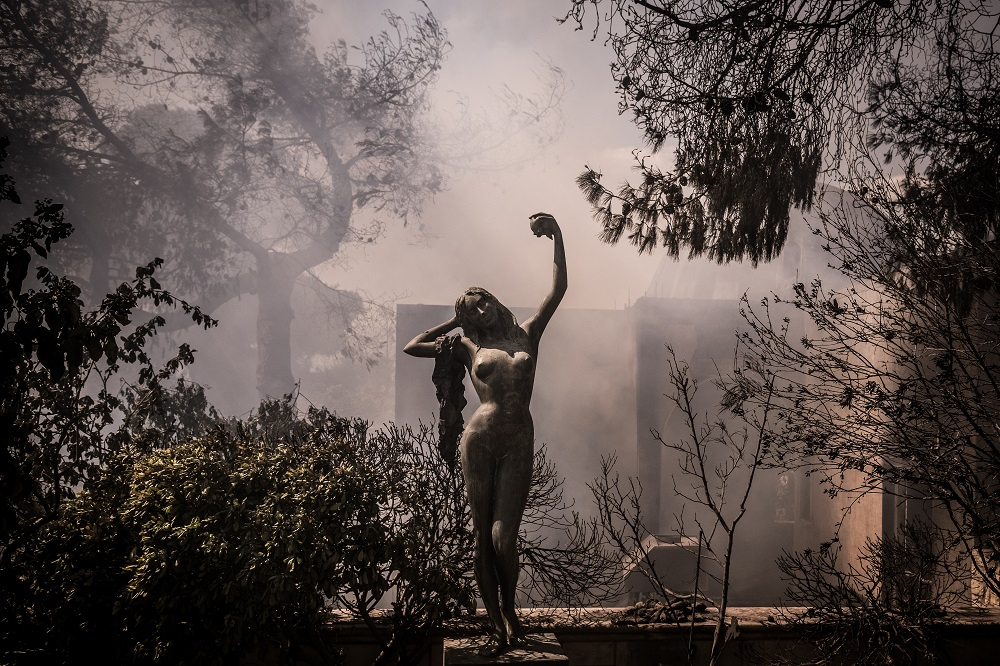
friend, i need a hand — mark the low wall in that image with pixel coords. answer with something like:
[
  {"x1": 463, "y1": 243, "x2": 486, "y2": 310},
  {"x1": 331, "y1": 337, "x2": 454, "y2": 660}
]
[
  {"x1": 554, "y1": 618, "x2": 1000, "y2": 666},
  {"x1": 553, "y1": 606, "x2": 1000, "y2": 666},
  {"x1": 247, "y1": 607, "x2": 1000, "y2": 666}
]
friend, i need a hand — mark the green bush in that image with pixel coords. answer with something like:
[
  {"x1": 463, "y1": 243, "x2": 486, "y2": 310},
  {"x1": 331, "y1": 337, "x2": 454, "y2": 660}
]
[
  {"x1": 28, "y1": 406, "x2": 378, "y2": 664},
  {"x1": 0, "y1": 136, "x2": 216, "y2": 662},
  {"x1": 24, "y1": 402, "x2": 475, "y2": 665}
]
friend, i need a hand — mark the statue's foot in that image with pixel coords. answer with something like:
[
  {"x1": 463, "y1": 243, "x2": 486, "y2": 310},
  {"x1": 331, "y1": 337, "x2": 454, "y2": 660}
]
[
  {"x1": 505, "y1": 614, "x2": 528, "y2": 648},
  {"x1": 478, "y1": 633, "x2": 508, "y2": 657}
]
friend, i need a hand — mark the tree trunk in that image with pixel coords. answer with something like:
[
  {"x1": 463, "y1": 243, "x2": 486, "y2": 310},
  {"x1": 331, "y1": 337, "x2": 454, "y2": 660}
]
[{"x1": 255, "y1": 254, "x2": 298, "y2": 400}]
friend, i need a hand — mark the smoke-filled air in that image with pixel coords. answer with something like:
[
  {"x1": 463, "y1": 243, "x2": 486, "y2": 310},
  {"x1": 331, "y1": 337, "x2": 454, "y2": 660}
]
[{"x1": 4, "y1": 0, "x2": 999, "y2": 664}]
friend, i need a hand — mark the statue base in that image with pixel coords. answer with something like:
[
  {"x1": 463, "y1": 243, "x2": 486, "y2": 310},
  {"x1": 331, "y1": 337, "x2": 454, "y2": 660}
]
[{"x1": 444, "y1": 633, "x2": 568, "y2": 665}]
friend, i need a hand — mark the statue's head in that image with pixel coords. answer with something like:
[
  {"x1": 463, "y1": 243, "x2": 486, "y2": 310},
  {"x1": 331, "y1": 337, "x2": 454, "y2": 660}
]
[{"x1": 455, "y1": 287, "x2": 518, "y2": 344}]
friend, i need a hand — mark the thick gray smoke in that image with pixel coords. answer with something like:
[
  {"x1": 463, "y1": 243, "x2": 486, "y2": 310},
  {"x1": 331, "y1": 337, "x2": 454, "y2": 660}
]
[{"x1": 173, "y1": 0, "x2": 664, "y2": 419}]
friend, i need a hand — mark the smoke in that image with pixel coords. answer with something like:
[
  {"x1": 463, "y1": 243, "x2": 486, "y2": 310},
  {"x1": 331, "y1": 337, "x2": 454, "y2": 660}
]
[
  {"x1": 3, "y1": 0, "x2": 862, "y2": 608},
  {"x1": 171, "y1": 0, "x2": 665, "y2": 417},
  {"x1": 319, "y1": 4, "x2": 840, "y2": 584},
  {"x1": 313, "y1": 0, "x2": 661, "y2": 309}
]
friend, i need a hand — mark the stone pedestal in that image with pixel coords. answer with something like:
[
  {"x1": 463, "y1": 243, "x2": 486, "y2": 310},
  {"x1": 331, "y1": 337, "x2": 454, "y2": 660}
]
[{"x1": 445, "y1": 633, "x2": 568, "y2": 666}]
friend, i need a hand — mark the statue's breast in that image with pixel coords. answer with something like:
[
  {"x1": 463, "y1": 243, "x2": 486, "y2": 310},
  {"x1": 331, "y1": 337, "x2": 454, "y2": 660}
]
[{"x1": 472, "y1": 348, "x2": 534, "y2": 386}]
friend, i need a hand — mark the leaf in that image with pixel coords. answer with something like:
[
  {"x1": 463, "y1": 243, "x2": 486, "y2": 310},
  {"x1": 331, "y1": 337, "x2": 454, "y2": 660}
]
[
  {"x1": 7, "y1": 249, "x2": 31, "y2": 297},
  {"x1": 86, "y1": 335, "x2": 103, "y2": 362},
  {"x1": 36, "y1": 331, "x2": 65, "y2": 382},
  {"x1": 104, "y1": 336, "x2": 118, "y2": 365}
]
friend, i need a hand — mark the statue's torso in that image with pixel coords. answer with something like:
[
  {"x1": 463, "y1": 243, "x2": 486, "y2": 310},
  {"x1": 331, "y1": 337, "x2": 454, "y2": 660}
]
[{"x1": 464, "y1": 335, "x2": 536, "y2": 440}]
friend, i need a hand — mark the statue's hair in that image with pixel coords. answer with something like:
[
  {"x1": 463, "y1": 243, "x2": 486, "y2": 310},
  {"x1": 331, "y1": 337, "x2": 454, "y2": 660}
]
[
  {"x1": 454, "y1": 286, "x2": 519, "y2": 346},
  {"x1": 432, "y1": 334, "x2": 466, "y2": 469},
  {"x1": 429, "y1": 288, "x2": 521, "y2": 465}
]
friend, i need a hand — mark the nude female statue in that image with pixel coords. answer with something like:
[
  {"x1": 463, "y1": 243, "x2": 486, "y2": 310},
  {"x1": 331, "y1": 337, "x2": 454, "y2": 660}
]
[{"x1": 403, "y1": 212, "x2": 566, "y2": 656}]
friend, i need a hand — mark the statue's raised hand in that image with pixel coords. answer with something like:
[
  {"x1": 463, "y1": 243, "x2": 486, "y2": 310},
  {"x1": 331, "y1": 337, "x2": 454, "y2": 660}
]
[{"x1": 529, "y1": 212, "x2": 559, "y2": 239}]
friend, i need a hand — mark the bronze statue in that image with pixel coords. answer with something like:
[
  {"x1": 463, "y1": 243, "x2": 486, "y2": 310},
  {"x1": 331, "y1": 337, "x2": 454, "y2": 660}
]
[{"x1": 403, "y1": 212, "x2": 566, "y2": 656}]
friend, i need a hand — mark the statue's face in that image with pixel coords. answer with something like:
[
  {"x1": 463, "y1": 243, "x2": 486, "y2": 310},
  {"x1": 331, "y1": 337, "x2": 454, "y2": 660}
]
[{"x1": 460, "y1": 293, "x2": 497, "y2": 330}]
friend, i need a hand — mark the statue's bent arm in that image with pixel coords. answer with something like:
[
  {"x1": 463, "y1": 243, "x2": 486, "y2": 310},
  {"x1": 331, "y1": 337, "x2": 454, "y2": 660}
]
[{"x1": 402, "y1": 316, "x2": 470, "y2": 367}]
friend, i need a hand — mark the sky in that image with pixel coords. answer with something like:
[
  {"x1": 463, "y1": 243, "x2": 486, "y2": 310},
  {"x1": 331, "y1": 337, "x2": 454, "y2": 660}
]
[{"x1": 311, "y1": 0, "x2": 667, "y2": 313}]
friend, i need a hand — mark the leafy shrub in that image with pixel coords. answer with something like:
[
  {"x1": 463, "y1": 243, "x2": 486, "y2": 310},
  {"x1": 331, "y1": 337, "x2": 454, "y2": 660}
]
[
  {"x1": 21, "y1": 399, "x2": 481, "y2": 665},
  {"x1": 0, "y1": 136, "x2": 216, "y2": 660},
  {"x1": 27, "y1": 404, "x2": 385, "y2": 664},
  {"x1": 0, "y1": 135, "x2": 216, "y2": 550}
]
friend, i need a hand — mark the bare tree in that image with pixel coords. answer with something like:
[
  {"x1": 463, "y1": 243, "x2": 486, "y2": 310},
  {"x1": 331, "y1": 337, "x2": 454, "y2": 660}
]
[
  {"x1": 729, "y1": 173, "x2": 1000, "y2": 602},
  {"x1": 591, "y1": 345, "x2": 776, "y2": 666},
  {"x1": 663, "y1": 347, "x2": 777, "y2": 665},
  {"x1": 518, "y1": 444, "x2": 625, "y2": 609}
]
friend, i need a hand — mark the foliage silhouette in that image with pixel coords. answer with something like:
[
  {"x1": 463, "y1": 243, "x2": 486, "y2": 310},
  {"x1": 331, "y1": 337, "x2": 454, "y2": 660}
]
[
  {"x1": 0, "y1": 134, "x2": 215, "y2": 578},
  {"x1": 562, "y1": 0, "x2": 998, "y2": 265}
]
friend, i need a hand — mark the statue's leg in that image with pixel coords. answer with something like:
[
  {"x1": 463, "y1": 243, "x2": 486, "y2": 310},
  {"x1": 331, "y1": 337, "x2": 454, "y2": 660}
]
[
  {"x1": 461, "y1": 438, "x2": 507, "y2": 652},
  {"x1": 492, "y1": 434, "x2": 533, "y2": 645}
]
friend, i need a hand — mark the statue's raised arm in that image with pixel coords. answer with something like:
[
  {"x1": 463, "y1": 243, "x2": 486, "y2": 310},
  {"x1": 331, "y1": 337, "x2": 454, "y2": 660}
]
[{"x1": 522, "y1": 212, "x2": 567, "y2": 346}]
